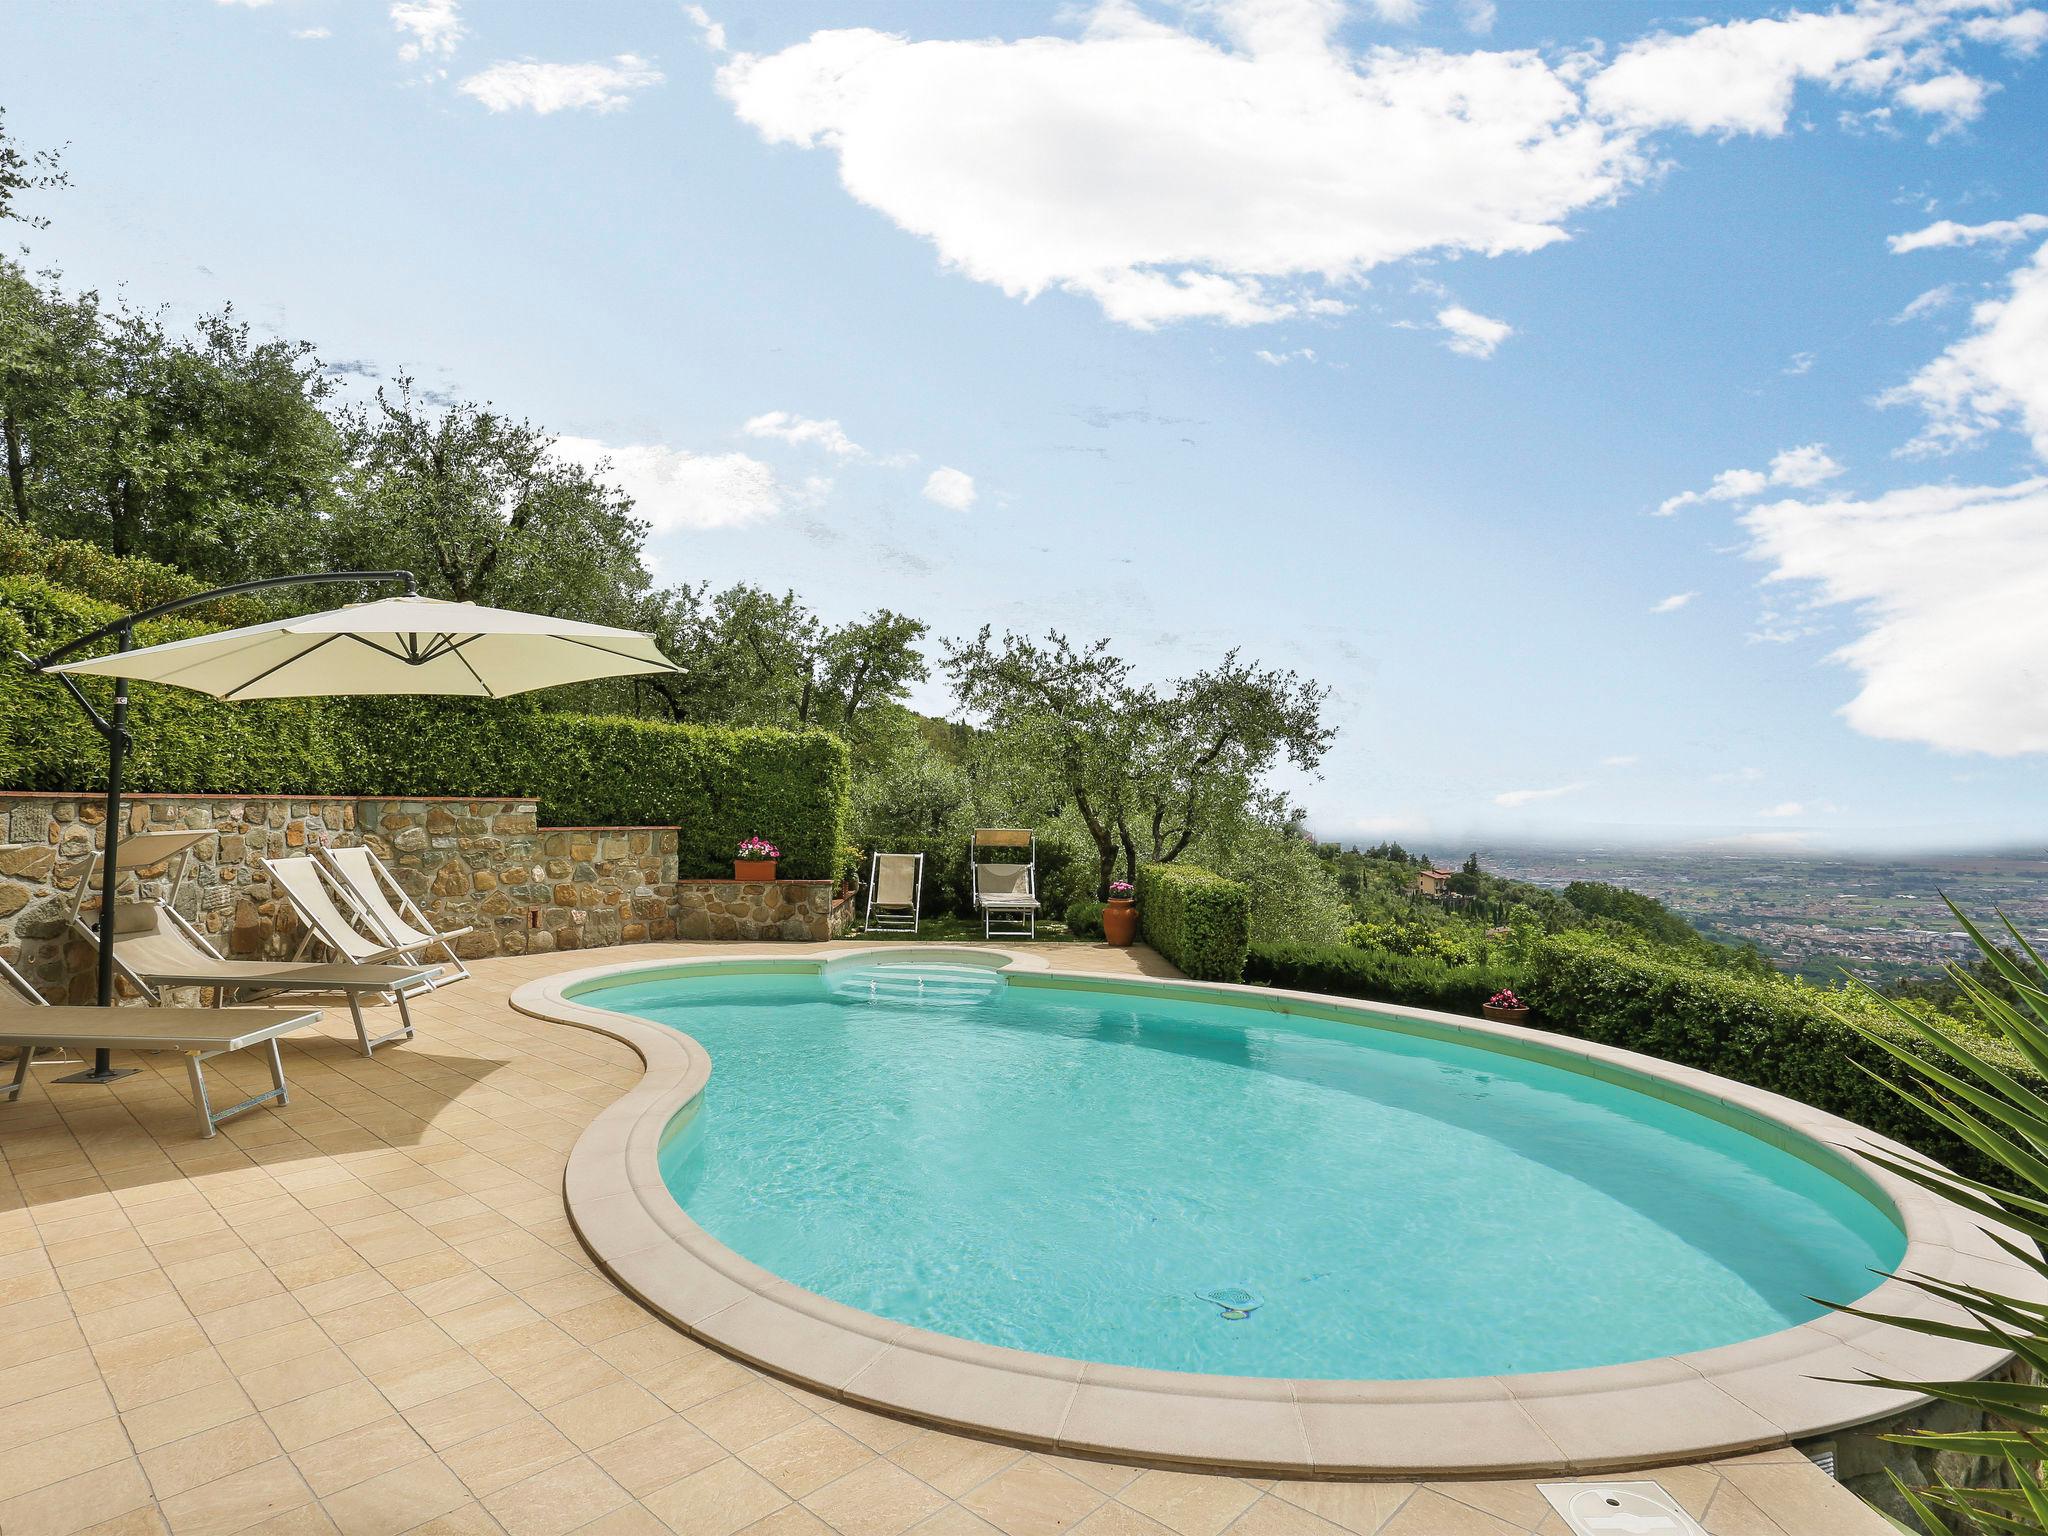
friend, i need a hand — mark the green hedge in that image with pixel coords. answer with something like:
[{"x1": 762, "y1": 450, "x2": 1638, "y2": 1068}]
[
  {"x1": 1064, "y1": 898, "x2": 1105, "y2": 938},
  {"x1": 1, "y1": 573, "x2": 851, "y2": 879},
  {"x1": 1245, "y1": 928, "x2": 2037, "y2": 1178},
  {"x1": 1246, "y1": 939, "x2": 1509, "y2": 1016},
  {"x1": 1137, "y1": 863, "x2": 1251, "y2": 981}
]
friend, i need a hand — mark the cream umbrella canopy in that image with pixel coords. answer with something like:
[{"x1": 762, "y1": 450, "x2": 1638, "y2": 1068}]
[
  {"x1": 47, "y1": 594, "x2": 678, "y2": 699},
  {"x1": 23, "y1": 570, "x2": 679, "y2": 1082}
]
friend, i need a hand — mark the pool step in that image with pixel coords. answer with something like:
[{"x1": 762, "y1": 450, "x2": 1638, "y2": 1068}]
[{"x1": 824, "y1": 964, "x2": 1004, "y2": 1007}]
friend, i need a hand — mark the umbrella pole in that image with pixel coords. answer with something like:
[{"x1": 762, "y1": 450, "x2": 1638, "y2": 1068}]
[{"x1": 59, "y1": 629, "x2": 135, "y2": 1084}]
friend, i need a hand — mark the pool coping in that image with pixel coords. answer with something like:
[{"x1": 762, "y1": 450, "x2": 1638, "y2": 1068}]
[{"x1": 513, "y1": 944, "x2": 2039, "y2": 1478}]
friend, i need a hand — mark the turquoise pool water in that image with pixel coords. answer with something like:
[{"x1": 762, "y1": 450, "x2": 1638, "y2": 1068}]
[{"x1": 600, "y1": 960, "x2": 1905, "y2": 1380}]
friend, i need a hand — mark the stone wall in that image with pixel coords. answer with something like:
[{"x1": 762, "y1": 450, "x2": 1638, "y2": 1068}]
[
  {"x1": 0, "y1": 790, "x2": 687, "y2": 1003},
  {"x1": 675, "y1": 879, "x2": 851, "y2": 942}
]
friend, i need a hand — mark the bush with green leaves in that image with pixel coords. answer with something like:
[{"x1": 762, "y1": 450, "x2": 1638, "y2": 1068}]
[
  {"x1": 1064, "y1": 898, "x2": 1106, "y2": 938},
  {"x1": 1136, "y1": 863, "x2": 1251, "y2": 981},
  {"x1": 1, "y1": 573, "x2": 851, "y2": 878},
  {"x1": 1249, "y1": 938, "x2": 1508, "y2": 1015}
]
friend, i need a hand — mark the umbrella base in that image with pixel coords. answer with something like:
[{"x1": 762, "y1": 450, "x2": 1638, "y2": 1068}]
[{"x1": 56, "y1": 1065, "x2": 138, "y2": 1084}]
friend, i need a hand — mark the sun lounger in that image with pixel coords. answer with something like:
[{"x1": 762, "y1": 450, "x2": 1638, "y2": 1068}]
[
  {"x1": 264, "y1": 856, "x2": 432, "y2": 975},
  {"x1": 68, "y1": 831, "x2": 433, "y2": 1054},
  {"x1": 0, "y1": 954, "x2": 83, "y2": 1084},
  {"x1": 0, "y1": 1002, "x2": 322, "y2": 1136},
  {"x1": 864, "y1": 852, "x2": 924, "y2": 933},
  {"x1": 971, "y1": 829, "x2": 1039, "y2": 939},
  {"x1": 319, "y1": 845, "x2": 471, "y2": 985}
]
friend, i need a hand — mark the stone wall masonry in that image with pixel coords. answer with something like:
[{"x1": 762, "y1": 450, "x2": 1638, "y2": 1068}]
[
  {"x1": 0, "y1": 790, "x2": 703, "y2": 1004},
  {"x1": 675, "y1": 879, "x2": 851, "y2": 942}
]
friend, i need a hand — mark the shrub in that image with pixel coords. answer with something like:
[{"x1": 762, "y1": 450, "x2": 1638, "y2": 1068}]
[
  {"x1": 1, "y1": 574, "x2": 852, "y2": 878},
  {"x1": 1246, "y1": 924, "x2": 2036, "y2": 1178},
  {"x1": 1136, "y1": 863, "x2": 1251, "y2": 981},
  {"x1": 1247, "y1": 940, "x2": 1508, "y2": 1016},
  {"x1": 1064, "y1": 898, "x2": 1105, "y2": 938}
]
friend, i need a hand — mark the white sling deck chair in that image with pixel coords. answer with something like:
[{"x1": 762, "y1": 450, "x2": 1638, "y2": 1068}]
[
  {"x1": 864, "y1": 852, "x2": 924, "y2": 933},
  {"x1": 970, "y1": 829, "x2": 1039, "y2": 938},
  {"x1": 264, "y1": 856, "x2": 433, "y2": 978},
  {"x1": 320, "y1": 845, "x2": 471, "y2": 985},
  {"x1": 0, "y1": 953, "x2": 81, "y2": 1082},
  {"x1": 68, "y1": 831, "x2": 435, "y2": 1056}
]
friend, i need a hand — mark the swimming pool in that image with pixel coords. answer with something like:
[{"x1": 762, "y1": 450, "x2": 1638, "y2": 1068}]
[{"x1": 589, "y1": 954, "x2": 1904, "y2": 1382}]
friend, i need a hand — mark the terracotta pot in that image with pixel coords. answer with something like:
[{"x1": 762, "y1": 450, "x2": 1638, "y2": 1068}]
[
  {"x1": 734, "y1": 859, "x2": 777, "y2": 882},
  {"x1": 1481, "y1": 1003, "x2": 1529, "y2": 1025},
  {"x1": 1101, "y1": 897, "x2": 1137, "y2": 947}
]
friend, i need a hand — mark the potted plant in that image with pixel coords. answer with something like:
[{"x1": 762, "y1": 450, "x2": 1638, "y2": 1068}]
[
  {"x1": 734, "y1": 837, "x2": 780, "y2": 882},
  {"x1": 1481, "y1": 988, "x2": 1528, "y2": 1025},
  {"x1": 1102, "y1": 879, "x2": 1137, "y2": 947}
]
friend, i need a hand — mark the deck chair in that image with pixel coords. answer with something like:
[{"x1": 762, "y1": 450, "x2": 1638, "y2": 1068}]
[
  {"x1": 264, "y1": 857, "x2": 434, "y2": 980},
  {"x1": 320, "y1": 845, "x2": 471, "y2": 986},
  {"x1": 864, "y1": 852, "x2": 924, "y2": 934},
  {"x1": 67, "y1": 831, "x2": 435, "y2": 1056},
  {"x1": 970, "y1": 829, "x2": 1039, "y2": 939},
  {"x1": 0, "y1": 952, "x2": 81, "y2": 1085}
]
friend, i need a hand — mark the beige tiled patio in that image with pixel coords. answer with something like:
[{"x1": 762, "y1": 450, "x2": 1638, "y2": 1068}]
[{"x1": 0, "y1": 940, "x2": 1897, "y2": 1535}]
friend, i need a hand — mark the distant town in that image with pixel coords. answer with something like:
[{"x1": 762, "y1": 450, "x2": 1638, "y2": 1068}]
[{"x1": 1480, "y1": 847, "x2": 2048, "y2": 986}]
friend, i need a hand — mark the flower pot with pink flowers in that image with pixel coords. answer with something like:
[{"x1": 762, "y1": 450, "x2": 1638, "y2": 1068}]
[
  {"x1": 1481, "y1": 988, "x2": 1529, "y2": 1025},
  {"x1": 734, "y1": 837, "x2": 780, "y2": 882},
  {"x1": 1102, "y1": 879, "x2": 1138, "y2": 946}
]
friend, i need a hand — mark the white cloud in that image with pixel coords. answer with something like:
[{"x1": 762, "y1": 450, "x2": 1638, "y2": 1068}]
[
  {"x1": 1890, "y1": 283, "x2": 1959, "y2": 323},
  {"x1": 1364, "y1": 0, "x2": 1423, "y2": 22},
  {"x1": 1710, "y1": 766, "x2": 1765, "y2": 784},
  {"x1": 1601, "y1": 754, "x2": 1639, "y2": 767},
  {"x1": 1963, "y1": 10, "x2": 2048, "y2": 54},
  {"x1": 1435, "y1": 305, "x2": 1512, "y2": 358},
  {"x1": 1656, "y1": 443, "x2": 1841, "y2": 514},
  {"x1": 293, "y1": 27, "x2": 331, "y2": 40},
  {"x1": 1742, "y1": 476, "x2": 2048, "y2": 754},
  {"x1": 1889, "y1": 213, "x2": 2048, "y2": 253},
  {"x1": 1584, "y1": 3, "x2": 1969, "y2": 136},
  {"x1": 391, "y1": 0, "x2": 462, "y2": 62},
  {"x1": 1884, "y1": 239, "x2": 2048, "y2": 457},
  {"x1": 1758, "y1": 801, "x2": 1806, "y2": 818},
  {"x1": 1784, "y1": 350, "x2": 1816, "y2": 375},
  {"x1": 1767, "y1": 443, "x2": 1845, "y2": 488},
  {"x1": 1458, "y1": 0, "x2": 1498, "y2": 37},
  {"x1": 1893, "y1": 71, "x2": 1993, "y2": 132},
  {"x1": 459, "y1": 55, "x2": 664, "y2": 114},
  {"x1": 1254, "y1": 347, "x2": 1316, "y2": 365},
  {"x1": 921, "y1": 467, "x2": 977, "y2": 511},
  {"x1": 1494, "y1": 782, "x2": 1586, "y2": 808},
  {"x1": 743, "y1": 411, "x2": 864, "y2": 457},
  {"x1": 682, "y1": 3, "x2": 728, "y2": 53},
  {"x1": 552, "y1": 437, "x2": 804, "y2": 531},
  {"x1": 709, "y1": 0, "x2": 2014, "y2": 330},
  {"x1": 1651, "y1": 591, "x2": 1697, "y2": 614}
]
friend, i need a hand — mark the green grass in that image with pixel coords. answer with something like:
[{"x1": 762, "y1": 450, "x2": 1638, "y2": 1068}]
[{"x1": 844, "y1": 914, "x2": 1088, "y2": 943}]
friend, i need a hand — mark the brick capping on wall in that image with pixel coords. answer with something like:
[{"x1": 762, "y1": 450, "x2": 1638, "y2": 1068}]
[{"x1": 0, "y1": 790, "x2": 852, "y2": 1005}]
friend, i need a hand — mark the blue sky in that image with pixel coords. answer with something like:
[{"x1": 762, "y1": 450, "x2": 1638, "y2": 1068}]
[{"x1": 6, "y1": 0, "x2": 2046, "y2": 853}]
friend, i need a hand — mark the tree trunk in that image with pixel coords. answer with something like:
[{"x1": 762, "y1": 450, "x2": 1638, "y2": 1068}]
[{"x1": 2, "y1": 409, "x2": 26, "y2": 521}]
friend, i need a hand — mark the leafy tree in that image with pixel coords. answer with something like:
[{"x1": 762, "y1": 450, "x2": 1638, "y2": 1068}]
[
  {"x1": 943, "y1": 628, "x2": 1332, "y2": 898},
  {"x1": 329, "y1": 377, "x2": 648, "y2": 617},
  {"x1": 0, "y1": 108, "x2": 67, "y2": 230},
  {"x1": 1, "y1": 275, "x2": 341, "y2": 581}
]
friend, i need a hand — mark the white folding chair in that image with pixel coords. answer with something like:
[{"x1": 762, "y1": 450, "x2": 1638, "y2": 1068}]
[
  {"x1": 970, "y1": 829, "x2": 1039, "y2": 939},
  {"x1": 321, "y1": 845, "x2": 471, "y2": 986}
]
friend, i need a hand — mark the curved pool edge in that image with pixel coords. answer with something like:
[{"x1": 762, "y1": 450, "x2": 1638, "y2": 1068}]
[{"x1": 513, "y1": 945, "x2": 2035, "y2": 1477}]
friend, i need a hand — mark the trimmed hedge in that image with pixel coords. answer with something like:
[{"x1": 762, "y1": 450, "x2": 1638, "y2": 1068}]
[
  {"x1": 1245, "y1": 928, "x2": 2038, "y2": 1178},
  {"x1": 1246, "y1": 939, "x2": 1508, "y2": 1016},
  {"x1": 1, "y1": 572, "x2": 851, "y2": 878},
  {"x1": 1136, "y1": 863, "x2": 1251, "y2": 981}
]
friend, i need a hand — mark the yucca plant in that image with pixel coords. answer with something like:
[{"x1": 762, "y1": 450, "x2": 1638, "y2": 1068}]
[{"x1": 1827, "y1": 898, "x2": 2048, "y2": 1532}]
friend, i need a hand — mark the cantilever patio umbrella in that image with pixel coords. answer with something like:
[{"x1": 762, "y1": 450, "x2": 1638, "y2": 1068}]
[{"x1": 22, "y1": 570, "x2": 679, "y2": 1082}]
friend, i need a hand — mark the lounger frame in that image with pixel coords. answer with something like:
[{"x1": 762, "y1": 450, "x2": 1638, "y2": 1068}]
[
  {"x1": 320, "y1": 845, "x2": 471, "y2": 986},
  {"x1": 970, "y1": 829, "x2": 1039, "y2": 940},
  {"x1": 863, "y1": 852, "x2": 924, "y2": 934}
]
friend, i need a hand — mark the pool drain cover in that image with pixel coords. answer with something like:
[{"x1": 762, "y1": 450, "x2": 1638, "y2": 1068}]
[
  {"x1": 1195, "y1": 1287, "x2": 1261, "y2": 1320},
  {"x1": 1537, "y1": 1483, "x2": 1708, "y2": 1536}
]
